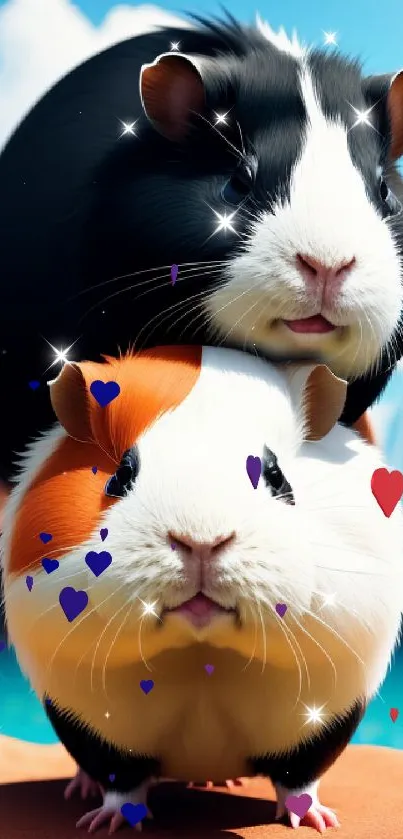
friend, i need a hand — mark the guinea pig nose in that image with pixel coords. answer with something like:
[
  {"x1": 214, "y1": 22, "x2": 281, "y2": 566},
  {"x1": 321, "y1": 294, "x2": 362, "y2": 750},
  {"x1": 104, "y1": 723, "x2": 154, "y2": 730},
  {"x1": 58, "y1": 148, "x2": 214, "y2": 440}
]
[
  {"x1": 169, "y1": 532, "x2": 236, "y2": 562},
  {"x1": 296, "y1": 253, "x2": 356, "y2": 285}
]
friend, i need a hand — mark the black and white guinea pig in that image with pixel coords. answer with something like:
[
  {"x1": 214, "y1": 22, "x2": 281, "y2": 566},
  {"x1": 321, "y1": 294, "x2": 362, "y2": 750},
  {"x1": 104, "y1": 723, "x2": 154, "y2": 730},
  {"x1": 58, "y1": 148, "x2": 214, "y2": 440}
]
[
  {"x1": 1, "y1": 13, "x2": 403, "y2": 482},
  {"x1": 2, "y1": 345, "x2": 403, "y2": 834}
]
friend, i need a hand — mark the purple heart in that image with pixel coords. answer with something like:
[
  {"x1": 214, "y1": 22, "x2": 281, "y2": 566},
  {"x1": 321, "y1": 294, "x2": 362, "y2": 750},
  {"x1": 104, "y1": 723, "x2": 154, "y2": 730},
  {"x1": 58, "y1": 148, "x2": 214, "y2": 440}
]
[
  {"x1": 59, "y1": 586, "x2": 89, "y2": 623},
  {"x1": 90, "y1": 380, "x2": 120, "y2": 408},
  {"x1": 41, "y1": 558, "x2": 60, "y2": 574},
  {"x1": 0, "y1": 641, "x2": 6, "y2": 653},
  {"x1": 109, "y1": 774, "x2": 116, "y2": 783},
  {"x1": 26, "y1": 576, "x2": 34, "y2": 592},
  {"x1": 28, "y1": 380, "x2": 40, "y2": 390},
  {"x1": 100, "y1": 528, "x2": 108, "y2": 542},
  {"x1": 285, "y1": 793, "x2": 313, "y2": 819},
  {"x1": 39, "y1": 532, "x2": 53, "y2": 544},
  {"x1": 171, "y1": 542, "x2": 176, "y2": 550},
  {"x1": 170, "y1": 264, "x2": 179, "y2": 285},
  {"x1": 140, "y1": 679, "x2": 154, "y2": 695},
  {"x1": 92, "y1": 466, "x2": 98, "y2": 474},
  {"x1": 246, "y1": 455, "x2": 261, "y2": 490},
  {"x1": 85, "y1": 550, "x2": 112, "y2": 578},
  {"x1": 205, "y1": 664, "x2": 214, "y2": 675},
  {"x1": 275, "y1": 603, "x2": 287, "y2": 618},
  {"x1": 121, "y1": 802, "x2": 148, "y2": 827}
]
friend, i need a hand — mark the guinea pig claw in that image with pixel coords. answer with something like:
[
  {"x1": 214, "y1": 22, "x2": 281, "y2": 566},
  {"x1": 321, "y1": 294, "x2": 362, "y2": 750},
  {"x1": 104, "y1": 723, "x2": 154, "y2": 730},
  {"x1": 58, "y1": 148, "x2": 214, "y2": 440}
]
[
  {"x1": 289, "y1": 805, "x2": 340, "y2": 832},
  {"x1": 76, "y1": 786, "x2": 153, "y2": 834},
  {"x1": 274, "y1": 782, "x2": 340, "y2": 833},
  {"x1": 65, "y1": 767, "x2": 101, "y2": 800}
]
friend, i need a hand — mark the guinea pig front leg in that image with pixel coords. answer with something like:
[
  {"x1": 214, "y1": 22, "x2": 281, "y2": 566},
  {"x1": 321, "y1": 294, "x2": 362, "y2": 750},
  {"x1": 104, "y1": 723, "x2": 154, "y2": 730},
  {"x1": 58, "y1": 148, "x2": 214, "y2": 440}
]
[
  {"x1": 44, "y1": 696, "x2": 160, "y2": 833},
  {"x1": 249, "y1": 698, "x2": 365, "y2": 832}
]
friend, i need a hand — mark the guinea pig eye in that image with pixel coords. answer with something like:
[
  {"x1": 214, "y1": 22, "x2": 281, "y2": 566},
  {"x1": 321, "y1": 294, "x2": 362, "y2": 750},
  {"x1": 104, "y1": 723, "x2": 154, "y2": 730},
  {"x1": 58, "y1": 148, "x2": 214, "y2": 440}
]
[
  {"x1": 379, "y1": 178, "x2": 402, "y2": 216},
  {"x1": 262, "y1": 446, "x2": 295, "y2": 506},
  {"x1": 221, "y1": 165, "x2": 253, "y2": 206},
  {"x1": 104, "y1": 447, "x2": 140, "y2": 499}
]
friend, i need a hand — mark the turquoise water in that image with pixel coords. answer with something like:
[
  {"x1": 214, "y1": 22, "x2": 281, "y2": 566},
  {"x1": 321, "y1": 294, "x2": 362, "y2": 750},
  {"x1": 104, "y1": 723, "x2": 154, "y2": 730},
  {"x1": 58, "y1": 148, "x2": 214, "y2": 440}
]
[{"x1": 1, "y1": 637, "x2": 402, "y2": 748}]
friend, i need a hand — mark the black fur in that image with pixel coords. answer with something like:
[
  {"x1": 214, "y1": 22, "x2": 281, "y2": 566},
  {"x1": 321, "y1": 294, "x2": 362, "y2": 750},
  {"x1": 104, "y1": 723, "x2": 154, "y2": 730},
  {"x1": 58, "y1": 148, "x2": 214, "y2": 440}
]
[
  {"x1": 0, "y1": 14, "x2": 402, "y2": 480},
  {"x1": 44, "y1": 693, "x2": 365, "y2": 795},
  {"x1": 249, "y1": 697, "x2": 366, "y2": 790},
  {"x1": 44, "y1": 696, "x2": 160, "y2": 792}
]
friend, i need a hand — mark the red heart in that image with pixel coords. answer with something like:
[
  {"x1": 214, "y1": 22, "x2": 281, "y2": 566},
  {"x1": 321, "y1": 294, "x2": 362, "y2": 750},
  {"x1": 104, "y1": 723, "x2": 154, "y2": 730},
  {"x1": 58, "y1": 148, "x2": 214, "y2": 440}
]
[
  {"x1": 371, "y1": 468, "x2": 403, "y2": 517},
  {"x1": 390, "y1": 708, "x2": 399, "y2": 723}
]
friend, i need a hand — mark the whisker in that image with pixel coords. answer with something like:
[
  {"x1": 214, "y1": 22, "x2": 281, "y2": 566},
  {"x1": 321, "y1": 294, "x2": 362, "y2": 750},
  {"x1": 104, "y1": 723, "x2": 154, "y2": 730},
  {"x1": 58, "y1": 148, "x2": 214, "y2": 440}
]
[{"x1": 102, "y1": 602, "x2": 134, "y2": 700}]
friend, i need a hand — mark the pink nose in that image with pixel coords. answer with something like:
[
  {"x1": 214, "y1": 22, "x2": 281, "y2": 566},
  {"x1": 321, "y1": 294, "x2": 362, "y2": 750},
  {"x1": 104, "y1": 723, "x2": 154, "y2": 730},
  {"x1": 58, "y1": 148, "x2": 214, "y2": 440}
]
[
  {"x1": 296, "y1": 253, "x2": 356, "y2": 288},
  {"x1": 169, "y1": 532, "x2": 235, "y2": 563}
]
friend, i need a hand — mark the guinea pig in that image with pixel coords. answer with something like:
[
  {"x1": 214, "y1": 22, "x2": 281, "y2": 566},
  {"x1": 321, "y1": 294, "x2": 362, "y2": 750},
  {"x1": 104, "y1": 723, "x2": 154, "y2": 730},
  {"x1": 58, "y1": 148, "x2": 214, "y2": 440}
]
[
  {"x1": 1, "y1": 13, "x2": 403, "y2": 485},
  {"x1": 2, "y1": 345, "x2": 403, "y2": 834}
]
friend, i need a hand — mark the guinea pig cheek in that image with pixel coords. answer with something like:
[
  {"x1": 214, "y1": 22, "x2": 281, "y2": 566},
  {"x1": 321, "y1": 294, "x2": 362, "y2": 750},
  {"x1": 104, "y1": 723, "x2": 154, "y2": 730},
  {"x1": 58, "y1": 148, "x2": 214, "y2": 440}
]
[
  {"x1": 208, "y1": 501, "x2": 316, "y2": 663},
  {"x1": 81, "y1": 498, "x2": 193, "y2": 661}
]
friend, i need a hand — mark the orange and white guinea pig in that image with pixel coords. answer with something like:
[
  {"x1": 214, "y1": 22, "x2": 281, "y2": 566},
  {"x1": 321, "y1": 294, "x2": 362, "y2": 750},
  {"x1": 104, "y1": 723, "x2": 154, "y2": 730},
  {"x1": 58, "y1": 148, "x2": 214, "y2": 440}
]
[{"x1": 1, "y1": 345, "x2": 403, "y2": 835}]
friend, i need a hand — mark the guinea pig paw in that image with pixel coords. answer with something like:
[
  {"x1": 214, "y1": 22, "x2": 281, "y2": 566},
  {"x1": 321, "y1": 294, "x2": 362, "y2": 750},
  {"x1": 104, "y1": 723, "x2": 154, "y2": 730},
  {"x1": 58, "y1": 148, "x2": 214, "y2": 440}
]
[
  {"x1": 64, "y1": 766, "x2": 102, "y2": 801},
  {"x1": 288, "y1": 804, "x2": 340, "y2": 833},
  {"x1": 274, "y1": 782, "x2": 340, "y2": 833},
  {"x1": 76, "y1": 786, "x2": 153, "y2": 834}
]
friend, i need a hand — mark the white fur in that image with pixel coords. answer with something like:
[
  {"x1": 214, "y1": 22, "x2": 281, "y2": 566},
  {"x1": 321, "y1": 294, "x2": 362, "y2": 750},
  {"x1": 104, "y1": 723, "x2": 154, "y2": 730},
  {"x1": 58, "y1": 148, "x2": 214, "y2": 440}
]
[
  {"x1": 206, "y1": 59, "x2": 403, "y2": 380},
  {"x1": 256, "y1": 15, "x2": 307, "y2": 59},
  {"x1": 2, "y1": 347, "x2": 403, "y2": 782}
]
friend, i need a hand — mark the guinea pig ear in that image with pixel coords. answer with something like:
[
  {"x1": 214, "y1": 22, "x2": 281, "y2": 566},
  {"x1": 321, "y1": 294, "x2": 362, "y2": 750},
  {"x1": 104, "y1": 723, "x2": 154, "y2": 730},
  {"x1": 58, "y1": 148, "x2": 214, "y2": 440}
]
[
  {"x1": 285, "y1": 363, "x2": 348, "y2": 441},
  {"x1": 362, "y1": 70, "x2": 403, "y2": 161},
  {"x1": 48, "y1": 363, "x2": 92, "y2": 442},
  {"x1": 139, "y1": 52, "x2": 206, "y2": 142}
]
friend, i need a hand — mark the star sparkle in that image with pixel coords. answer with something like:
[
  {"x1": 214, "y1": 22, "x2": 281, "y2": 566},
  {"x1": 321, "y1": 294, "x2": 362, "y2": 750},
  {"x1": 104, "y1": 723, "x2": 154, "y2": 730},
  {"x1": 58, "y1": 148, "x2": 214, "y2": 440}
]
[
  {"x1": 139, "y1": 599, "x2": 159, "y2": 619},
  {"x1": 321, "y1": 592, "x2": 337, "y2": 608},
  {"x1": 170, "y1": 41, "x2": 180, "y2": 51},
  {"x1": 213, "y1": 111, "x2": 230, "y2": 125},
  {"x1": 302, "y1": 703, "x2": 327, "y2": 726},
  {"x1": 212, "y1": 209, "x2": 238, "y2": 235},
  {"x1": 42, "y1": 338, "x2": 79, "y2": 374},
  {"x1": 323, "y1": 31, "x2": 338, "y2": 46},
  {"x1": 349, "y1": 104, "x2": 375, "y2": 130},
  {"x1": 119, "y1": 120, "x2": 137, "y2": 137}
]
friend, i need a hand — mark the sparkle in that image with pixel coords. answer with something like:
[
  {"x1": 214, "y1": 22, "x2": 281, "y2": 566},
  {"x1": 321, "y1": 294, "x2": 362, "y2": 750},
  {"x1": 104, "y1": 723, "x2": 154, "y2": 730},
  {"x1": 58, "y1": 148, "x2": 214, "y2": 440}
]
[
  {"x1": 321, "y1": 592, "x2": 336, "y2": 608},
  {"x1": 119, "y1": 120, "x2": 137, "y2": 137},
  {"x1": 350, "y1": 104, "x2": 375, "y2": 130},
  {"x1": 212, "y1": 209, "x2": 238, "y2": 235},
  {"x1": 139, "y1": 599, "x2": 159, "y2": 619},
  {"x1": 323, "y1": 31, "x2": 338, "y2": 46},
  {"x1": 213, "y1": 111, "x2": 230, "y2": 125},
  {"x1": 170, "y1": 41, "x2": 180, "y2": 51},
  {"x1": 302, "y1": 703, "x2": 327, "y2": 726},
  {"x1": 42, "y1": 338, "x2": 79, "y2": 374},
  {"x1": 105, "y1": 711, "x2": 110, "y2": 719}
]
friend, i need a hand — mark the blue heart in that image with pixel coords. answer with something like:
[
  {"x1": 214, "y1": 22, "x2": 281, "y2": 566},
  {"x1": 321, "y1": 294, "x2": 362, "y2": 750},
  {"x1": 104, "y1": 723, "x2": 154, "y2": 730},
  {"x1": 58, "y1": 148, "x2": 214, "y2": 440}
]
[
  {"x1": 39, "y1": 532, "x2": 53, "y2": 544},
  {"x1": 120, "y1": 803, "x2": 148, "y2": 828},
  {"x1": 85, "y1": 550, "x2": 112, "y2": 578},
  {"x1": 28, "y1": 380, "x2": 40, "y2": 390},
  {"x1": 140, "y1": 679, "x2": 154, "y2": 695},
  {"x1": 59, "y1": 587, "x2": 89, "y2": 623},
  {"x1": 90, "y1": 380, "x2": 120, "y2": 408},
  {"x1": 41, "y1": 558, "x2": 60, "y2": 574}
]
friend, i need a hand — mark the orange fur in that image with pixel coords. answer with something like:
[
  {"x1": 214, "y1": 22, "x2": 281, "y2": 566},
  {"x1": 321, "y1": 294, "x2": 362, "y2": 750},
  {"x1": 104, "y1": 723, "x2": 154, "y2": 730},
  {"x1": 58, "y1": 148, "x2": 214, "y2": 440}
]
[
  {"x1": 352, "y1": 411, "x2": 376, "y2": 445},
  {"x1": 8, "y1": 346, "x2": 202, "y2": 576}
]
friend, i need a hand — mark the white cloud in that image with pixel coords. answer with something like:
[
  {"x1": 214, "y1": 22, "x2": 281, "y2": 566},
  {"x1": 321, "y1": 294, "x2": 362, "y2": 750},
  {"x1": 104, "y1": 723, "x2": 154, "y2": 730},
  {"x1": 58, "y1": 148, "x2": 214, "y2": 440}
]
[{"x1": 0, "y1": 0, "x2": 191, "y2": 149}]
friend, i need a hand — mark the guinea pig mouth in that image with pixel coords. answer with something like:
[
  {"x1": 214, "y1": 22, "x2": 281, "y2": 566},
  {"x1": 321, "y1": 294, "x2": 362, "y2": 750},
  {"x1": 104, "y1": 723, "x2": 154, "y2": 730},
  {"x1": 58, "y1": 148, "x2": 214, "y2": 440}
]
[
  {"x1": 280, "y1": 315, "x2": 337, "y2": 335},
  {"x1": 162, "y1": 593, "x2": 238, "y2": 630}
]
